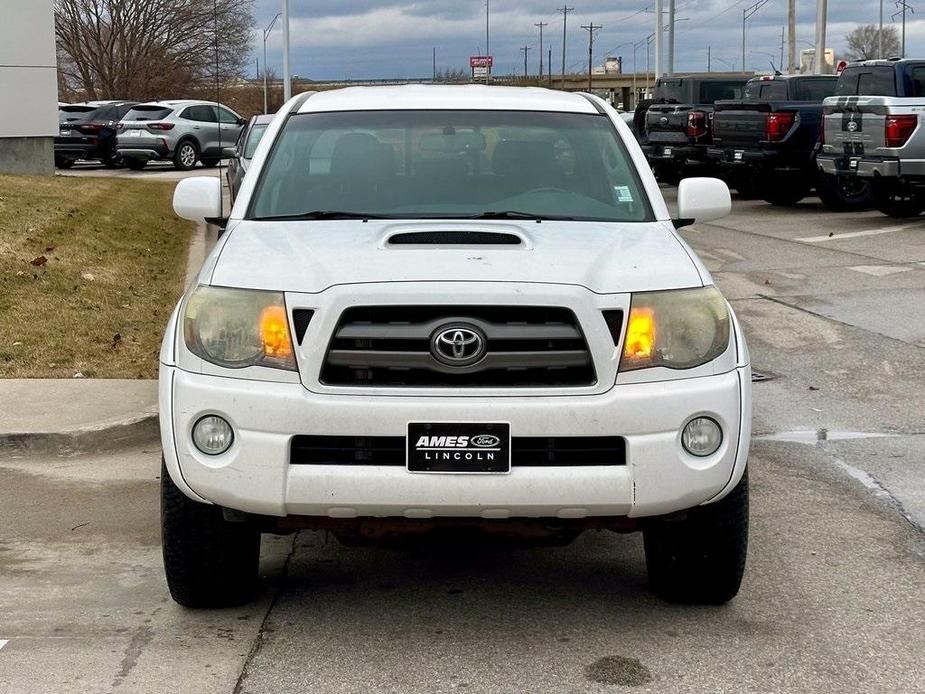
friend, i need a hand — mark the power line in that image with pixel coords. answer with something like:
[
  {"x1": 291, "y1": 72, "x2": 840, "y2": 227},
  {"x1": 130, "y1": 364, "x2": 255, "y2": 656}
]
[
  {"x1": 581, "y1": 23, "x2": 603, "y2": 91},
  {"x1": 558, "y1": 6, "x2": 575, "y2": 86}
]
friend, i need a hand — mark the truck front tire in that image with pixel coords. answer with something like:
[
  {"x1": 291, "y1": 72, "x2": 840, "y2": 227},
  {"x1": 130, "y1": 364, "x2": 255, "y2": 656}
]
[
  {"x1": 643, "y1": 469, "x2": 748, "y2": 605},
  {"x1": 161, "y1": 459, "x2": 261, "y2": 608}
]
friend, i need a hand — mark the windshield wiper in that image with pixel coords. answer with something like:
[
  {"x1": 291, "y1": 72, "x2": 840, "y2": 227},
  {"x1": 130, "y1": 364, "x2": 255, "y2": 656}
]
[
  {"x1": 252, "y1": 210, "x2": 389, "y2": 221},
  {"x1": 466, "y1": 211, "x2": 576, "y2": 221}
]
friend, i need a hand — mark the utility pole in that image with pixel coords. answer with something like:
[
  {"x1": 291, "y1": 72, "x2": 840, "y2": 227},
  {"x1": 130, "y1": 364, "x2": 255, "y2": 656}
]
[
  {"x1": 485, "y1": 0, "x2": 492, "y2": 83},
  {"x1": 520, "y1": 45, "x2": 532, "y2": 77},
  {"x1": 743, "y1": 0, "x2": 770, "y2": 77},
  {"x1": 548, "y1": 48, "x2": 552, "y2": 86},
  {"x1": 666, "y1": 0, "x2": 676, "y2": 75},
  {"x1": 654, "y1": 0, "x2": 664, "y2": 78},
  {"x1": 262, "y1": 12, "x2": 280, "y2": 113},
  {"x1": 535, "y1": 22, "x2": 548, "y2": 79},
  {"x1": 558, "y1": 7, "x2": 574, "y2": 87},
  {"x1": 282, "y1": 0, "x2": 291, "y2": 101},
  {"x1": 581, "y1": 23, "x2": 602, "y2": 91},
  {"x1": 433, "y1": 47, "x2": 436, "y2": 82},
  {"x1": 893, "y1": 1, "x2": 914, "y2": 59},
  {"x1": 780, "y1": 26, "x2": 784, "y2": 72},
  {"x1": 814, "y1": 0, "x2": 827, "y2": 73},
  {"x1": 708, "y1": 45, "x2": 711, "y2": 72},
  {"x1": 788, "y1": 0, "x2": 796, "y2": 73},
  {"x1": 880, "y1": 0, "x2": 884, "y2": 57}
]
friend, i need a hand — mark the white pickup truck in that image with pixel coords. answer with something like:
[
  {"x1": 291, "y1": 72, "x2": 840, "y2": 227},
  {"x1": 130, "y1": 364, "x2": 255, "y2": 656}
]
[
  {"x1": 162, "y1": 85, "x2": 751, "y2": 609},
  {"x1": 817, "y1": 58, "x2": 925, "y2": 217}
]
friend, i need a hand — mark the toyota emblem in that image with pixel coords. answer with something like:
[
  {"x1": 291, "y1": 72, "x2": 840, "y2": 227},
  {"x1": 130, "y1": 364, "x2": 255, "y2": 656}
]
[{"x1": 431, "y1": 324, "x2": 487, "y2": 366}]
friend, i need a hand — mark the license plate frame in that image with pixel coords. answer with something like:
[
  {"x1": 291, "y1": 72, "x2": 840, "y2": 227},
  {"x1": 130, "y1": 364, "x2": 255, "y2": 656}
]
[
  {"x1": 406, "y1": 422, "x2": 511, "y2": 474},
  {"x1": 662, "y1": 147, "x2": 673, "y2": 158}
]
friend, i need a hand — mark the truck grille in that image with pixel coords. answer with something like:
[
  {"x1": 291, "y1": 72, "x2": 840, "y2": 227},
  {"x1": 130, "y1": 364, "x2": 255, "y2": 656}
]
[
  {"x1": 320, "y1": 305, "x2": 595, "y2": 387},
  {"x1": 290, "y1": 436, "x2": 626, "y2": 466}
]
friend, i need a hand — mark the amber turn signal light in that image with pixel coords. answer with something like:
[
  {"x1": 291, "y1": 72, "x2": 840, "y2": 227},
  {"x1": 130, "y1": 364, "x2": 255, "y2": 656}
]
[{"x1": 622, "y1": 307, "x2": 656, "y2": 362}]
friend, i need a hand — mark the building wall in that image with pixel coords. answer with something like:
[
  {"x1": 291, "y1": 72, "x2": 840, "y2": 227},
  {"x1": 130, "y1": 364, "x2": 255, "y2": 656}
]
[{"x1": 0, "y1": 0, "x2": 58, "y2": 175}]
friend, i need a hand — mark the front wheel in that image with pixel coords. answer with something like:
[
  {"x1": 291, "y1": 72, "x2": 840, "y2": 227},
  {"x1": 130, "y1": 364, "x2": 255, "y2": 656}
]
[
  {"x1": 161, "y1": 459, "x2": 261, "y2": 607},
  {"x1": 173, "y1": 140, "x2": 199, "y2": 171},
  {"x1": 870, "y1": 178, "x2": 925, "y2": 218},
  {"x1": 643, "y1": 468, "x2": 748, "y2": 604},
  {"x1": 815, "y1": 173, "x2": 872, "y2": 212}
]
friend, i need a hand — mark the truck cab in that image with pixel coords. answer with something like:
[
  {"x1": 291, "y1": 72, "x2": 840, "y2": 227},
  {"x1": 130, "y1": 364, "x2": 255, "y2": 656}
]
[{"x1": 817, "y1": 58, "x2": 925, "y2": 216}]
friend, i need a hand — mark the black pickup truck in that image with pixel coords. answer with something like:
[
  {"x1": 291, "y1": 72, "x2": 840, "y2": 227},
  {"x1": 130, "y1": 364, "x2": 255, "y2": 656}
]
[
  {"x1": 707, "y1": 74, "x2": 870, "y2": 210},
  {"x1": 640, "y1": 75, "x2": 750, "y2": 183}
]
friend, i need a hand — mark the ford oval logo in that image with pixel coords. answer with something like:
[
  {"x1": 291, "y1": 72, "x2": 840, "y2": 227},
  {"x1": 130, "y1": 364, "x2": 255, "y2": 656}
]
[
  {"x1": 431, "y1": 324, "x2": 487, "y2": 366},
  {"x1": 472, "y1": 434, "x2": 500, "y2": 448},
  {"x1": 659, "y1": 116, "x2": 669, "y2": 126}
]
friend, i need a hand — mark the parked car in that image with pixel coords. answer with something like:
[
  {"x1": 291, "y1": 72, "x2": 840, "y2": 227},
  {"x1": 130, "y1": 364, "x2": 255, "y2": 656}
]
[
  {"x1": 55, "y1": 101, "x2": 137, "y2": 168},
  {"x1": 116, "y1": 100, "x2": 246, "y2": 171},
  {"x1": 225, "y1": 114, "x2": 273, "y2": 202},
  {"x1": 707, "y1": 74, "x2": 871, "y2": 209},
  {"x1": 817, "y1": 58, "x2": 925, "y2": 217},
  {"x1": 639, "y1": 75, "x2": 751, "y2": 183},
  {"x1": 163, "y1": 85, "x2": 751, "y2": 609}
]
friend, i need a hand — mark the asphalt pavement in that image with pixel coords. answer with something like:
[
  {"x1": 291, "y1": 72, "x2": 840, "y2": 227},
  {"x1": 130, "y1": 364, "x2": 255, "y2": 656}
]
[{"x1": 2, "y1": 189, "x2": 925, "y2": 693}]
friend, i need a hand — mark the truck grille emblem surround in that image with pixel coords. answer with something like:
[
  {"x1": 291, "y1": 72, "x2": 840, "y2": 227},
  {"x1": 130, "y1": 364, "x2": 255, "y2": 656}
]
[{"x1": 431, "y1": 325, "x2": 486, "y2": 366}]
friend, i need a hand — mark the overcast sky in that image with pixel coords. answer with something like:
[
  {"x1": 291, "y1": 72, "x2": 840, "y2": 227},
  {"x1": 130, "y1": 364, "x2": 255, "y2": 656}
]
[{"x1": 250, "y1": 0, "x2": 922, "y2": 79}]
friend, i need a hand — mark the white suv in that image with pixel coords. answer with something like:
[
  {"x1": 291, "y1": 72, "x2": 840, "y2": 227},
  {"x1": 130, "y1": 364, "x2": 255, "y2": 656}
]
[{"x1": 163, "y1": 86, "x2": 751, "y2": 608}]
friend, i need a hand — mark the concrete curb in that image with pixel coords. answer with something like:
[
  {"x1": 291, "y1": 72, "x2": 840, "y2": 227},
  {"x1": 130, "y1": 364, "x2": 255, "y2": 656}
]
[{"x1": 0, "y1": 412, "x2": 160, "y2": 458}]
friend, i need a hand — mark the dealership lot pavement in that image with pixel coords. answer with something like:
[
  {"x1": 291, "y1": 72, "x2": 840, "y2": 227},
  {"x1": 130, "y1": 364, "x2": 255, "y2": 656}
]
[{"x1": 2, "y1": 192, "x2": 925, "y2": 693}]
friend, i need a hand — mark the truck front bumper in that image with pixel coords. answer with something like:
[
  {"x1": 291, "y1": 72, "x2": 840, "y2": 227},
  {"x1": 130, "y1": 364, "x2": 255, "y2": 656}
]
[{"x1": 160, "y1": 365, "x2": 751, "y2": 521}]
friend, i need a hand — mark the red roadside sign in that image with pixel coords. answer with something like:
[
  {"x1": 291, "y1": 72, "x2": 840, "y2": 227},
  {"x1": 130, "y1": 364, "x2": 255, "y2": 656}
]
[{"x1": 470, "y1": 56, "x2": 493, "y2": 69}]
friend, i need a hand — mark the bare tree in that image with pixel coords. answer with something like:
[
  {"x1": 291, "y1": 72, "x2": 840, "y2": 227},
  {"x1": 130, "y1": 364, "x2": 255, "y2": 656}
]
[
  {"x1": 844, "y1": 24, "x2": 900, "y2": 61},
  {"x1": 55, "y1": 0, "x2": 255, "y2": 101}
]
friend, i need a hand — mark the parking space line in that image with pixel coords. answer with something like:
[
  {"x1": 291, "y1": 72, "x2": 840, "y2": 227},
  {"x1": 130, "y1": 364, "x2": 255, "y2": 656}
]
[
  {"x1": 0, "y1": 640, "x2": 8, "y2": 651},
  {"x1": 796, "y1": 224, "x2": 925, "y2": 243}
]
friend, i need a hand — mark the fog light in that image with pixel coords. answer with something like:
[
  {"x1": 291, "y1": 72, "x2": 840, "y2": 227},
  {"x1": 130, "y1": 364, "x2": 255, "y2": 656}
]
[
  {"x1": 681, "y1": 417, "x2": 722, "y2": 457},
  {"x1": 192, "y1": 415, "x2": 234, "y2": 455}
]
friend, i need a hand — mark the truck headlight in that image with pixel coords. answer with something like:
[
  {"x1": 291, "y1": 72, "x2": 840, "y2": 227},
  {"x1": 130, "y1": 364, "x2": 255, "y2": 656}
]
[
  {"x1": 620, "y1": 286, "x2": 729, "y2": 371},
  {"x1": 183, "y1": 286, "x2": 296, "y2": 370}
]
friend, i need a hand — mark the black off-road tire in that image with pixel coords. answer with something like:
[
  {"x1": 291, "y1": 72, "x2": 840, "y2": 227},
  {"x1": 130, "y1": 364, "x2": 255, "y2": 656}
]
[
  {"x1": 633, "y1": 99, "x2": 656, "y2": 142},
  {"x1": 173, "y1": 139, "x2": 200, "y2": 171},
  {"x1": 643, "y1": 469, "x2": 749, "y2": 605},
  {"x1": 762, "y1": 175, "x2": 811, "y2": 206},
  {"x1": 870, "y1": 178, "x2": 925, "y2": 218},
  {"x1": 815, "y1": 173, "x2": 872, "y2": 212},
  {"x1": 125, "y1": 158, "x2": 147, "y2": 170},
  {"x1": 200, "y1": 157, "x2": 221, "y2": 168},
  {"x1": 161, "y1": 459, "x2": 261, "y2": 608},
  {"x1": 54, "y1": 156, "x2": 74, "y2": 169}
]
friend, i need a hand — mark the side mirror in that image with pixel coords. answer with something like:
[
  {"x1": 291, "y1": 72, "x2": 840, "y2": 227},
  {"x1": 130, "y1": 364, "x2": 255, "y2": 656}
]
[
  {"x1": 674, "y1": 177, "x2": 731, "y2": 227},
  {"x1": 237, "y1": 117, "x2": 246, "y2": 126},
  {"x1": 222, "y1": 147, "x2": 237, "y2": 158},
  {"x1": 173, "y1": 176, "x2": 223, "y2": 223}
]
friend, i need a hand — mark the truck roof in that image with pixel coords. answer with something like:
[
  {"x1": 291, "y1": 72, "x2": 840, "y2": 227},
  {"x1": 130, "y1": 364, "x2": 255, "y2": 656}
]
[
  {"x1": 295, "y1": 85, "x2": 599, "y2": 114},
  {"x1": 845, "y1": 58, "x2": 925, "y2": 68}
]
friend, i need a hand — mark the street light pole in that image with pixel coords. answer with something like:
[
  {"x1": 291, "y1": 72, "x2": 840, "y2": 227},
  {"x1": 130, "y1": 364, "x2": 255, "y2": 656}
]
[
  {"x1": 654, "y1": 0, "x2": 663, "y2": 78},
  {"x1": 282, "y1": 0, "x2": 291, "y2": 101},
  {"x1": 667, "y1": 0, "x2": 675, "y2": 75},
  {"x1": 814, "y1": 0, "x2": 827, "y2": 73},
  {"x1": 262, "y1": 12, "x2": 281, "y2": 114}
]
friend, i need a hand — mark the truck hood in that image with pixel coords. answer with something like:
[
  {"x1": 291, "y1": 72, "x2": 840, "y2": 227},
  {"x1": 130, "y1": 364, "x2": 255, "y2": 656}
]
[{"x1": 207, "y1": 220, "x2": 705, "y2": 294}]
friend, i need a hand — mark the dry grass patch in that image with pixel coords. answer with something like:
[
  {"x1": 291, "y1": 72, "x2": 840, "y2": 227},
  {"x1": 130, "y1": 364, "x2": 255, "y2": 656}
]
[{"x1": 0, "y1": 174, "x2": 193, "y2": 378}]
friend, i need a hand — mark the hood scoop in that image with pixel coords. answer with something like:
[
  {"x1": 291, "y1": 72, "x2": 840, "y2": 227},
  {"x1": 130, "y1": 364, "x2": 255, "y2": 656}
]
[{"x1": 385, "y1": 230, "x2": 525, "y2": 247}]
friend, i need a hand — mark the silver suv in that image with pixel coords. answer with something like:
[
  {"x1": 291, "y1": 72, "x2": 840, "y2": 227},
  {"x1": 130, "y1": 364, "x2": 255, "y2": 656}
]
[{"x1": 116, "y1": 100, "x2": 245, "y2": 171}]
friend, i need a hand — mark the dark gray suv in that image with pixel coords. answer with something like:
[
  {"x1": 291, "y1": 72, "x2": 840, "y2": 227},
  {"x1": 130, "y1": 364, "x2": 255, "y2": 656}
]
[{"x1": 116, "y1": 100, "x2": 245, "y2": 171}]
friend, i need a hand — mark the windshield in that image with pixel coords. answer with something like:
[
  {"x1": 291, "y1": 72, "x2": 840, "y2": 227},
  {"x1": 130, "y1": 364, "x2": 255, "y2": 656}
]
[
  {"x1": 244, "y1": 123, "x2": 269, "y2": 159},
  {"x1": 248, "y1": 110, "x2": 650, "y2": 222}
]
